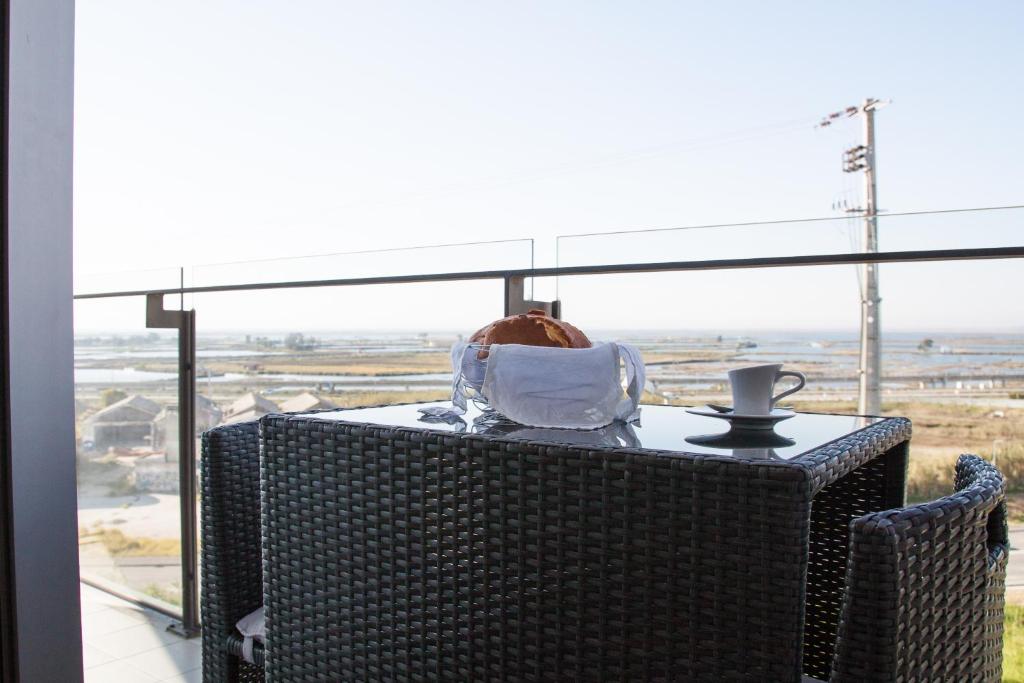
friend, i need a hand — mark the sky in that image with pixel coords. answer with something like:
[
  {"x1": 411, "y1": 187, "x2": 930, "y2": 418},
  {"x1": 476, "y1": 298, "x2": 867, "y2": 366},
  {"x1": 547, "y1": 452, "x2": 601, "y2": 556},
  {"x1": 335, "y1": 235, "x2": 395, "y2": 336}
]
[{"x1": 73, "y1": 1, "x2": 1024, "y2": 333}]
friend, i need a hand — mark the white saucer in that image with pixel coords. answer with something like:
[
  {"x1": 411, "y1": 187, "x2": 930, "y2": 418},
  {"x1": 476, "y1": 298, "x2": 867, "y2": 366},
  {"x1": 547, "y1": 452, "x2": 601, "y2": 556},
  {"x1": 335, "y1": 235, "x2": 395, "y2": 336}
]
[{"x1": 685, "y1": 405, "x2": 795, "y2": 431}]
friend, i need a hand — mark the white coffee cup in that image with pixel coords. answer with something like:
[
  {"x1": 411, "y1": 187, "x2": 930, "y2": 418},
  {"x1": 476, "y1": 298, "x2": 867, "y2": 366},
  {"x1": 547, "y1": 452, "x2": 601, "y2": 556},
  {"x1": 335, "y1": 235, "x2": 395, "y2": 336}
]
[{"x1": 728, "y1": 363, "x2": 806, "y2": 415}]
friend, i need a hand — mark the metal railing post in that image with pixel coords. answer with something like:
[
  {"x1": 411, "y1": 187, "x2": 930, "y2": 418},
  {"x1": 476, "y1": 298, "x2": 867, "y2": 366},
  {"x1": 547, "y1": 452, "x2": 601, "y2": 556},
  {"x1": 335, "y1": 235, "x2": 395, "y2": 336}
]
[
  {"x1": 504, "y1": 275, "x2": 561, "y2": 318},
  {"x1": 146, "y1": 293, "x2": 200, "y2": 638},
  {"x1": 503, "y1": 275, "x2": 522, "y2": 316}
]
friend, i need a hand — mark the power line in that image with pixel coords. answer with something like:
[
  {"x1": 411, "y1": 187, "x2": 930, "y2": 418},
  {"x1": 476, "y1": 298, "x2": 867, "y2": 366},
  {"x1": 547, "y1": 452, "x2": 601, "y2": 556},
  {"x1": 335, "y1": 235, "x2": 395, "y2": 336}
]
[{"x1": 556, "y1": 203, "x2": 1024, "y2": 241}]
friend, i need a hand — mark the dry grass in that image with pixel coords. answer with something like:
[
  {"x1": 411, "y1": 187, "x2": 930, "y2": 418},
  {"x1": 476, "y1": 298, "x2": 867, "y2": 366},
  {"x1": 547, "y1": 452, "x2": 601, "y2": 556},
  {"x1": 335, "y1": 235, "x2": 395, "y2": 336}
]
[
  {"x1": 883, "y1": 402, "x2": 1022, "y2": 455},
  {"x1": 904, "y1": 446, "x2": 1024, "y2": 517},
  {"x1": 78, "y1": 527, "x2": 181, "y2": 557},
  {"x1": 786, "y1": 399, "x2": 1024, "y2": 464},
  {"x1": 245, "y1": 360, "x2": 450, "y2": 376},
  {"x1": 677, "y1": 397, "x2": 1024, "y2": 510},
  {"x1": 791, "y1": 399, "x2": 1022, "y2": 444},
  {"x1": 322, "y1": 389, "x2": 450, "y2": 407},
  {"x1": 1006, "y1": 605, "x2": 1024, "y2": 682},
  {"x1": 138, "y1": 351, "x2": 453, "y2": 376},
  {"x1": 204, "y1": 351, "x2": 451, "y2": 376},
  {"x1": 786, "y1": 399, "x2": 1024, "y2": 508},
  {"x1": 142, "y1": 582, "x2": 182, "y2": 607}
]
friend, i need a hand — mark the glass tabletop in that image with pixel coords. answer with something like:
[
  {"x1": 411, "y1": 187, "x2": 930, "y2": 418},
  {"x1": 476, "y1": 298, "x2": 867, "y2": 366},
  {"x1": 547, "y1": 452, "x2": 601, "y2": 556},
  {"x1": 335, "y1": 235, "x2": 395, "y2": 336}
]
[{"x1": 299, "y1": 402, "x2": 885, "y2": 461}]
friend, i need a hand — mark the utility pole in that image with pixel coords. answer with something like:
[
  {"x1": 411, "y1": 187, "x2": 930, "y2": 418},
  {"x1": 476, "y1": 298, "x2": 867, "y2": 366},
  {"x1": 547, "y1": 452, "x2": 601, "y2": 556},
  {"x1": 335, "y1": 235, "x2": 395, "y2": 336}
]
[
  {"x1": 858, "y1": 99, "x2": 881, "y2": 415},
  {"x1": 819, "y1": 98, "x2": 888, "y2": 415}
]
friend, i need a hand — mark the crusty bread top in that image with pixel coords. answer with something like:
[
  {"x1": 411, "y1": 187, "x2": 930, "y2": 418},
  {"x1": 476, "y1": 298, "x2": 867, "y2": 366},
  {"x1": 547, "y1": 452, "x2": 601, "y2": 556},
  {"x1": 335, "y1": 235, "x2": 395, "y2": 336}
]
[{"x1": 469, "y1": 309, "x2": 591, "y2": 357}]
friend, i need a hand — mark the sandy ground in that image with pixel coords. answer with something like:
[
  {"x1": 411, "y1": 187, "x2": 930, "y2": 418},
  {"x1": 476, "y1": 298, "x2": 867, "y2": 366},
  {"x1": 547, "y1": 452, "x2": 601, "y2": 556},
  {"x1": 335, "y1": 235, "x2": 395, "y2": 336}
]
[
  {"x1": 78, "y1": 492, "x2": 184, "y2": 539},
  {"x1": 1006, "y1": 527, "x2": 1024, "y2": 604},
  {"x1": 78, "y1": 492, "x2": 185, "y2": 604}
]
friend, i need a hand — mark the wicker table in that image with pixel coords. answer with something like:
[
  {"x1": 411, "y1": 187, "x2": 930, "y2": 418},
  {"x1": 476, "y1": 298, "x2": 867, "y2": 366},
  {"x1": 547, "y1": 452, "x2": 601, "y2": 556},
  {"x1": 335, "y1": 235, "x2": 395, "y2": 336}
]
[{"x1": 260, "y1": 403, "x2": 910, "y2": 682}]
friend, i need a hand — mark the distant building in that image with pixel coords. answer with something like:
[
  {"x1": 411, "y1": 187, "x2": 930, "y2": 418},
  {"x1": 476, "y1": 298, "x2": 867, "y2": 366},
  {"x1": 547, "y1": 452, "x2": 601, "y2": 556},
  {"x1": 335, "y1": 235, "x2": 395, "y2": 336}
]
[
  {"x1": 83, "y1": 394, "x2": 161, "y2": 451},
  {"x1": 197, "y1": 394, "x2": 224, "y2": 430},
  {"x1": 130, "y1": 453, "x2": 178, "y2": 493},
  {"x1": 151, "y1": 395, "x2": 223, "y2": 460},
  {"x1": 279, "y1": 392, "x2": 337, "y2": 414},
  {"x1": 222, "y1": 392, "x2": 278, "y2": 424}
]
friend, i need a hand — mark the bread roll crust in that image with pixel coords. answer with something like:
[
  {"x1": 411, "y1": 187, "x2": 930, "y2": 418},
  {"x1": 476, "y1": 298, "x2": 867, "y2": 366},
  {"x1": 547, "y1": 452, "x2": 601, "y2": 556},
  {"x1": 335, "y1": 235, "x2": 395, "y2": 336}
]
[{"x1": 469, "y1": 309, "x2": 591, "y2": 357}]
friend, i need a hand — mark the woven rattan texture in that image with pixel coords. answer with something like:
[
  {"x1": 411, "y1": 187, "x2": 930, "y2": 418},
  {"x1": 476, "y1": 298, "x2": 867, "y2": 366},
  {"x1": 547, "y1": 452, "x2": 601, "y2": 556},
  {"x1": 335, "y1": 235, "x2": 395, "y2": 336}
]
[
  {"x1": 829, "y1": 454, "x2": 1007, "y2": 683},
  {"x1": 236, "y1": 661, "x2": 265, "y2": 683},
  {"x1": 800, "y1": 417, "x2": 911, "y2": 495},
  {"x1": 260, "y1": 413, "x2": 909, "y2": 682},
  {"x1": 201, "y1": 422, "x2": 266, "y2": 682},
  {"x1": 802, "y1": 441, "x2": 909, "y2": 681}
]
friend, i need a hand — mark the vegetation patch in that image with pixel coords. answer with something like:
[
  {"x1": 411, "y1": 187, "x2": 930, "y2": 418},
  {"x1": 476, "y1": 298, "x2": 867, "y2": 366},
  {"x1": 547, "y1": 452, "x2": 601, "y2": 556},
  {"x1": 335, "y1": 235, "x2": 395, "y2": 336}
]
[
  {"x1": 322, "y1": 389, "x2": 449, "y2": 408},
  {"x1": 142, "y1": 582, "x2": 182, "y2": 607},
  {"x1": 905, "y1": 448, "x2": 1024, "y2": 506},
  {"x1": 192, "y1": 351, "x2": 453, "y2": 377},
  {"x1": 1006, "y1": 605, "x2": 1024, "y2": 682},
  {"x1": 79, "y1": 526, "x2": 181, "y2": 557}
]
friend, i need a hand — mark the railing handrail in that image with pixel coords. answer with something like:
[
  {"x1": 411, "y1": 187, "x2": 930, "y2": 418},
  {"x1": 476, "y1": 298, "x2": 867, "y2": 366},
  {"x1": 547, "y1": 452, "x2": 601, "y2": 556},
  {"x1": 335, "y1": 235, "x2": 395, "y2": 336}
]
[{"x1": 73, "y1": 245, "x2": 1024, "y2": 300}]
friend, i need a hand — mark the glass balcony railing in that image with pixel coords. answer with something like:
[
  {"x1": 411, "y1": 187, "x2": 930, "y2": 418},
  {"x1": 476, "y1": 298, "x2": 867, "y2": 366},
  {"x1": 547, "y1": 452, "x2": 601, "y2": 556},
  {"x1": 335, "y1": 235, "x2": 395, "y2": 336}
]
[
  {"x1": 554, "y1": 205, "x2": 1023, "y2": 268},
  {"x1": 188, "y1": 239, "x2": 535, "y2": 429},
  {"x1": 73, "y1": 239, "x2": 536, "y2": 626},
  {"x1": 554, "y1": 208, "x2": 1024, "y2": 505},
  {"x1": 74, "y1": 266, "x2": 184, "y2": 298},
  {"x1": 187, "y1": 238, "x2": 535, "y2": 289},
  {"x1": 74, "y1": 293, "x2": 184, "y2": 613},
  {"x1": 72, "y1": 214, "x2": 1024, "y2": 635}
]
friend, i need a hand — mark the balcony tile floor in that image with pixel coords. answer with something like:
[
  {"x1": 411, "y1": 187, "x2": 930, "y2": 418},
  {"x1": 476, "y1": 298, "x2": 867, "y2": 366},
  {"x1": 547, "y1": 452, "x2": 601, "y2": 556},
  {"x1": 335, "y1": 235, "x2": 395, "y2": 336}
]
[{"x1": 81, "y1": 583, "x2": 201, "y2": 682}]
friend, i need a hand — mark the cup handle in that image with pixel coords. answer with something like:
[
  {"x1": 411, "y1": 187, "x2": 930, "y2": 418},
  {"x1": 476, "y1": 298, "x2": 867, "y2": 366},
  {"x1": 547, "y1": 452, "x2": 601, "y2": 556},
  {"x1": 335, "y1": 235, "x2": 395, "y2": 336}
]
[{"x1": 772, "y1": 370, "x2": 806, "y2": 407}]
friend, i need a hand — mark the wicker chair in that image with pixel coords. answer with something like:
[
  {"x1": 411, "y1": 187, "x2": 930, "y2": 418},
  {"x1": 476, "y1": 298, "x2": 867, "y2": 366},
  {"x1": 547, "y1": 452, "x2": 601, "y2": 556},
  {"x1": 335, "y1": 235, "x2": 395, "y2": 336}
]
[
  {"x1": 202, "y1": 416, "x2": 1005, "y2": 682},
  {"x1": 201, "y1": 421, "x2": 265, "y2": 682},
  {"x1": 812, "y1": 454, "x2": 1008, "y2": 682}
]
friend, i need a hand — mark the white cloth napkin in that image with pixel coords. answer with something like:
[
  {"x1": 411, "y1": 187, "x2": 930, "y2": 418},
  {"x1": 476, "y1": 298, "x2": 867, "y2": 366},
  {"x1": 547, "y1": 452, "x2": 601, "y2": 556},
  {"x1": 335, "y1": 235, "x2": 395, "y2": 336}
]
[
  {"x1": 420, "y1": 341, "x2": 644, "y2": 430},
  {"x1": 236, "y1": 607, "x2": 265, "y2": 664}
]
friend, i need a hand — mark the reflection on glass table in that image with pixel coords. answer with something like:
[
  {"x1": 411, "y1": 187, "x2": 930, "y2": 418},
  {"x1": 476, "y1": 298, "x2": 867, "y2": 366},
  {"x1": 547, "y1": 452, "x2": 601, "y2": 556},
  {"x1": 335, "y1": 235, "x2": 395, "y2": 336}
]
[
  {"x1": 685, "y1": 429, "x2": 796, "y2": 460},
  {"x1": 304, "y1": 402, "x2": 883, "y2": 461}
]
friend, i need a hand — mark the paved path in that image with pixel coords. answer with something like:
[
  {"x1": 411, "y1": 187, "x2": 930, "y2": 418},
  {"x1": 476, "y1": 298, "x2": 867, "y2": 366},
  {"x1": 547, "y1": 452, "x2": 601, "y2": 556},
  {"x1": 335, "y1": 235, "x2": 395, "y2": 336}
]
[
  {"x1": 78, "y1": 493, "x2": 184, "y2": 539},
  {"x1": 1009, "y1": 528, "x2": 1024, "y2": 588}
]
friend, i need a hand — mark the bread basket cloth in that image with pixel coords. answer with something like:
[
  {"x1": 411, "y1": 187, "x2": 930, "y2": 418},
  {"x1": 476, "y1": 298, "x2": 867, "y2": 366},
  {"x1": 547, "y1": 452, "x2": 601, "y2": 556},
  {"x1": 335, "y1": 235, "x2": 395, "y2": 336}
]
[{"x1": 420, "y1": 341, "x2": 645, "y2": 429}]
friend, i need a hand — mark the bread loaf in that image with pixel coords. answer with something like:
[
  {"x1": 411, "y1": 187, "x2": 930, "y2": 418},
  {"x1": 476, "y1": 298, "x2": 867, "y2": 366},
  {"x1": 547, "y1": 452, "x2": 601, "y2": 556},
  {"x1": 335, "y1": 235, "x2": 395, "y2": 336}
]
[{"x1": 469, "y1": 309, "x2": 591, "y2": 357}]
